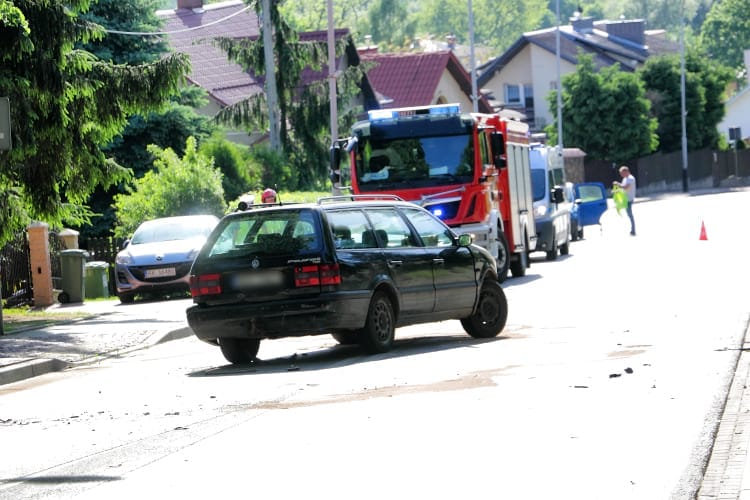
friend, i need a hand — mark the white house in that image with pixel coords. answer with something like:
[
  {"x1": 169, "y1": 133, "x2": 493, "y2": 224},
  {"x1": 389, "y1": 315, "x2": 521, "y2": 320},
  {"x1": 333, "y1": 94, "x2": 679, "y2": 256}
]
[
  {"x1": 477, "y1": 16, "x2": 679, "y2": 132},
  {"x1": 718, "y1": 50, "x2": 750, "y2": 144}
]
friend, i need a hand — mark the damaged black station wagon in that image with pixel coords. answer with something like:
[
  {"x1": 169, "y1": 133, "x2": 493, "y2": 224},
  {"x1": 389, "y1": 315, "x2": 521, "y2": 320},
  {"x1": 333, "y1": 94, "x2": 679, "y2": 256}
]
[{"x1": 186, "y1": 196, "x2": 508, "y2": 364}]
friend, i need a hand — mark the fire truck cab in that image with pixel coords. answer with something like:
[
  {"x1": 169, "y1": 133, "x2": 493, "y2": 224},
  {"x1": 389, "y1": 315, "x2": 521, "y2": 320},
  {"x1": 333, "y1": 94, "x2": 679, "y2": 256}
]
[{"x1": 331, "y1": 103, "x2": 536, "y2": 282}]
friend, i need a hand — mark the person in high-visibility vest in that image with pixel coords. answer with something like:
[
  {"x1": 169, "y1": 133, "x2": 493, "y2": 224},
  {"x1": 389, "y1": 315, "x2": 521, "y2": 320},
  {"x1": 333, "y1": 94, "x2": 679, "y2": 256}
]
[{"x1": 612, "y1": 165, "x2": 637, "y2": 236}]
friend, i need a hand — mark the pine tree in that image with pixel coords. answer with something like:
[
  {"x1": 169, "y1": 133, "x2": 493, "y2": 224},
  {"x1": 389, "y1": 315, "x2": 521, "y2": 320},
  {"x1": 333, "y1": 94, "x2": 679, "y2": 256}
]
[{"x1": 0, "y1": 0, "x2": 190, "y2": 247}]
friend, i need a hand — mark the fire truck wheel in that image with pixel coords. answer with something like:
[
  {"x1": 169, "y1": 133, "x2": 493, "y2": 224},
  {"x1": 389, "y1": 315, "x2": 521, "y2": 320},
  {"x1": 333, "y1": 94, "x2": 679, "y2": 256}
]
[
  {"x1": 510, "y1": 231, "x2": 528, "y2": 277},
  {"x1": 496, "y1": 229, "x2": 510, "y2": 283},
  {"x1": 510, "y1": 251, "x2": 527, "y2": 277},
  {"x1": 461, "y1": 280, "x2": 508, "y2": 338}
]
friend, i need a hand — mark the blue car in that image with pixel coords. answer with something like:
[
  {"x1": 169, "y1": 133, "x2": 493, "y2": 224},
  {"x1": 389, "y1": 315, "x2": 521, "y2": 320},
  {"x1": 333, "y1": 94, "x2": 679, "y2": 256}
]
[{"x1": 567, "y1": 182, "x2": 608, "y2": 241}]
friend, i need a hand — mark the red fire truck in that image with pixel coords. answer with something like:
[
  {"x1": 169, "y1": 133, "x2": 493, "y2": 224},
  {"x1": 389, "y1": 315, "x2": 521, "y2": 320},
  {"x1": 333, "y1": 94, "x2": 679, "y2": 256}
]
[{"x1": 331, "y1": 103, "x2": 536, "y2": 281}]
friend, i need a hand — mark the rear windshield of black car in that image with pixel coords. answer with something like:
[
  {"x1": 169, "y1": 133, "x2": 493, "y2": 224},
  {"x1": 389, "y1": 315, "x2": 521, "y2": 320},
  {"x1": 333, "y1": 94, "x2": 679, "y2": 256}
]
[{"x1": 204, "y1": 209, "x2": 322, "y2": 258}]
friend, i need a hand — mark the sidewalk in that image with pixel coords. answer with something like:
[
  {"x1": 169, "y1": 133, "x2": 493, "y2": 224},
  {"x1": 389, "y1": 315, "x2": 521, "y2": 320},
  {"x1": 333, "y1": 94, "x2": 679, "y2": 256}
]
[
  {"x1": 0, "y1": 298, "x2": 193, "y2": 386},
  {"x1": 697, "y1": 317, "x2": 750, "y2": 499}
]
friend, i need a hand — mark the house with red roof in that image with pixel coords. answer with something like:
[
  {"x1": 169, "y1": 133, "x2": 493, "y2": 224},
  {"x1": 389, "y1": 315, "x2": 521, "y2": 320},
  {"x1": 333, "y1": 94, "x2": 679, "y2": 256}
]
[
  {"x1": 359, "y1": 48, "x2": 493, "y2": 114},
  {"x1": 157, "y1": 0, "x2": 377, "y2": 144}
]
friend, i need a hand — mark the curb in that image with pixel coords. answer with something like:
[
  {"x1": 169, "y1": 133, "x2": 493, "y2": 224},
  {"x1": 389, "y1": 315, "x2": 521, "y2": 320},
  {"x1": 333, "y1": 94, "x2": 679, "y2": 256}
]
[
  {"x1": 697, "y1": 315, "x2": 750, "y2": 499},
  {"x1": 0, "y1": 358, "x2": 69, "y2": 386},
  {"x1": 0, "y1": 326, "x2": 195, "y2": 386},
  {"x1": 154, "y1": 326, "x2": 194, "y2": 345}
]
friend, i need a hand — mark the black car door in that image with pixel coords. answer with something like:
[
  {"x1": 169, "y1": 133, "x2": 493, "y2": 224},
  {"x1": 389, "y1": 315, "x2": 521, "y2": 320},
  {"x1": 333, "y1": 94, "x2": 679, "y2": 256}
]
[
  {"x1": 400, "y1": 206, "x2": 477, "y2": 314},
  {"x1": 363, "y1": 207, "x2": 435, "y2": 315}
]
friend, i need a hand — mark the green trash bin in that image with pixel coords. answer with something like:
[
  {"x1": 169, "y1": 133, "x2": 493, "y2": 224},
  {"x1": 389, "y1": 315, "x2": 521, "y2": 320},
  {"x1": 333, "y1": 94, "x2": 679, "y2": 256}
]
[
  {"x1": 59, "y1": 249, "x2": 89, "y2": 303},
  {"x1": 85, "y1": 261, "x2": 110, "y2": 299}
]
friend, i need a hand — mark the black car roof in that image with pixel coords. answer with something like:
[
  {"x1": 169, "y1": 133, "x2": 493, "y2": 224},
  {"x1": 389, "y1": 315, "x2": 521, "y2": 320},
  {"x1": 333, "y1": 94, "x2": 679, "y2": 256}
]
[{"x1": 224, "y1": 197, "x2": 419, "y2": 219}]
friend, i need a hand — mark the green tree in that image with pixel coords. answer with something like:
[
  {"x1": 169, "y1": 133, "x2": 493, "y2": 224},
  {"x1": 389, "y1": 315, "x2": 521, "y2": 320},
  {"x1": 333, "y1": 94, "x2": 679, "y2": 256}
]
[
  {"x1": 79, "y1": 0, "x2": 167, "y2": 65},
  {"x1": 106, "y1": 87, "x2": 214, "y2": 179},
  {"x1": 251, "y1": 144, "x2": 296, "y2": 192},
  {"x1": 412, "y1": 0, "x2": 547, "y2": 52},
  {"x1": 699, "y1": 0, "x2": 750, "y2": 72},
  {"x1": 76, "y1": 1, "x2": 217, "y2": 239},
  {"x1": 639, "y1": 51, "x2": 732, "y2": 153},
  {"x1": 413, "y1": 0, "x2": 462, "y2": 42},
  {"x1": 547, "y1": 53, "x2": 658, "y2": 162},
  {"x1": 0, "y1": 0, "x2": 189, "y2": 247},
  {"x1": 365, "y1": 0, "x2": 417, "y2": 50},
  {"x1": 281, "y1": 1, "x2": 370, "y2": 35},
  {"x1": 539, "y1": 1, "x2": 605, "y2": 28},
  {"x1": 113, "y1": 137, "x2": 226, "y2": 237},
  {"x1": 471, "y1": 0, "x2": 547, "y2": 51},
  {"x1": 198, "y1": 132, "x2": 260, "y2": 201},
  {"x1": 83, "y1": 86, "x2": 215, "y2": 238},
  {"x1": 214, "y1": 0, "x2": 365, "y2": 189}
]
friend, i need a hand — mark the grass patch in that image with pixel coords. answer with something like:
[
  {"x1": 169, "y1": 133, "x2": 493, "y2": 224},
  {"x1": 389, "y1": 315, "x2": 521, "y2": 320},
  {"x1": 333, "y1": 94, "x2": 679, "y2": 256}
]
[{"x1": 1, "y1": 306, "x2": 92, "y2": 334}]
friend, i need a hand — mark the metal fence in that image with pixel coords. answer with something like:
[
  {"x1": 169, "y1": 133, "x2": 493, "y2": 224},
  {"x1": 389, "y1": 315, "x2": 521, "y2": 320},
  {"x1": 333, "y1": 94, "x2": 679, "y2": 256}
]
[
  {"x1": 48, "y1": 231, "x2": 64, "y2": 291},
  {"x1": 583, "y1": 148, "x2": 750, "y2": 194},
  {"x1": 0, "y1": 233, "x2": 32, "y2": 307}
]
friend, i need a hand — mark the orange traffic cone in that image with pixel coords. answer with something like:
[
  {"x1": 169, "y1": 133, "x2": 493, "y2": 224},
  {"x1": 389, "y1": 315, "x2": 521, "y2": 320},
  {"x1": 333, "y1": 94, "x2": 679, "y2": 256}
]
[{"x1": 699, "y1": 221, "x2": 708, "y2": 241}]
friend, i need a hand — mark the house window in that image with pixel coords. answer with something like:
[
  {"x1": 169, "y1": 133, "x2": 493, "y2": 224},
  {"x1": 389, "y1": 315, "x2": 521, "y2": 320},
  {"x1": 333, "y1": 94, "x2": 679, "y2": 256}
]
[
  {"x1": 524, "y1": 85, "x2": 534, "y2": 108},
  {"x1": 505, "y1": 84, "x2": 521, "y2": 104},
  {"x1": 505, "y1": 84, "x2": 533, "y2": 107}
]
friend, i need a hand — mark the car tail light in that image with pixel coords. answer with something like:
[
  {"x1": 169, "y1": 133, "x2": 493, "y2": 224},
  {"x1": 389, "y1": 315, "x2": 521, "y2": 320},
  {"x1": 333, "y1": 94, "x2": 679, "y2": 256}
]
[
  {"x1": 190, "y1": 273, "x2": 221, "y2": 297},
  {"x1": 294, "y1": 263, "x2": 341, "y2": 287}
]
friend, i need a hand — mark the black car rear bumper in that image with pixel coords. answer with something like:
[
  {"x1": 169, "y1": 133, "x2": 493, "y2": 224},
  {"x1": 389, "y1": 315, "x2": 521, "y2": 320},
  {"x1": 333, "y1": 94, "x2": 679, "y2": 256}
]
[{"x1": 186, "y1": 292, "x2": 371, "y2": 341}]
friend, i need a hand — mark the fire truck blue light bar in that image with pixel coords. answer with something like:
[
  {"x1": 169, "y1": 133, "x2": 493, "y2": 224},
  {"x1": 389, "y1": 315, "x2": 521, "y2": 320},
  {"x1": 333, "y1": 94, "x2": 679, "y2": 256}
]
[{"x1": 368, "y1": 104, "x2": 461, "y2": 122}]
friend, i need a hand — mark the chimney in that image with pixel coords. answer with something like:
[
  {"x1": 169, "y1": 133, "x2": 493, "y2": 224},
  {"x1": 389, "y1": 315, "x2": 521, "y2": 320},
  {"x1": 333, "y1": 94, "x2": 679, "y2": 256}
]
[
  {"x1": 446, "y1": 34, "x2": 457, "y2": 51},
  {"x1": 177, "y1": 0, "x2": 203, "y2": 10},
  {"x1": 604, "y1": 20, "x2": 646, "y2": 46},
  {"x1": 571, "y1": 16, "x2": 594, "y2": 33}
]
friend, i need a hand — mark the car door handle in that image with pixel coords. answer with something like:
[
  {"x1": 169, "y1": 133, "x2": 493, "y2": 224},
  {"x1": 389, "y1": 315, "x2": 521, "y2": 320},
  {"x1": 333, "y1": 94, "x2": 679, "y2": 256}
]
[
  {"x1": 433, "y1": 258, "x2": 444, "y2": 266},
  {"x1": 388, "y1": 260, "x2": 403, "y2": 268}
]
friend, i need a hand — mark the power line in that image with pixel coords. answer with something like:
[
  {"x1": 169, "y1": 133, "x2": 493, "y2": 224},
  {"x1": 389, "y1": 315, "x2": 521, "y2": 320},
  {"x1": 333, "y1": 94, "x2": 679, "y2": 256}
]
[{"x1": 102, "y1": 4, "x2": 253, "y2": 36}]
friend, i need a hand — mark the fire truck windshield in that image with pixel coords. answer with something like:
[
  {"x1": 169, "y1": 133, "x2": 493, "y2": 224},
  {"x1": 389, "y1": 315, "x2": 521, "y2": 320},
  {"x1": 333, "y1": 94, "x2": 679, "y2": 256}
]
[{"x1": 355, "y1": 134, "x2": 474, "y2": 189}]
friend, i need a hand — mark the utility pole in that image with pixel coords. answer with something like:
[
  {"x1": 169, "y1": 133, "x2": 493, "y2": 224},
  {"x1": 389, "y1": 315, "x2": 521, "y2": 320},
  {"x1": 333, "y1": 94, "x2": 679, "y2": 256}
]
[
  {"x1": 261, "y1": 0, "x2": 280, "y2": 151},
  {"x1": 680, "y1": 7, "x2": 689, "y2": 192},
  {"x1": 327, "y1": 0, "x2": 338, "y2": 145},
  {"x1": 469, "y1": 0, "x2": 478, "y2": 113},
  {"x1": 555, "y1": 0, "x2": 563, "y2": 155},
  {"x1": 327, "y1": 0, "x2": 341, "y2": 195}
]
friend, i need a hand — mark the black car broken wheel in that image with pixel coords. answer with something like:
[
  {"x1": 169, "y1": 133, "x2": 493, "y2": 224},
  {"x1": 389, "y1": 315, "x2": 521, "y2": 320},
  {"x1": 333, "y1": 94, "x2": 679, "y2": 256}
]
[
  {"x1": 219, "y1": 338, "x2": 261, "y2": 364},
  {"x1": 358, "y1": 292, "x2": 395, "y2": 354},
  {"x1": 461, "y1": 280, "x2": 508, "y2": 339}
]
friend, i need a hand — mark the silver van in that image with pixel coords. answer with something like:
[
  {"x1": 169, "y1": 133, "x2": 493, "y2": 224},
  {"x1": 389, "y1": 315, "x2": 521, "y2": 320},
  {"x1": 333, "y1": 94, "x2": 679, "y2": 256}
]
[{"x1": 529, "y1": 144, "x2": 571, "y2": 260}]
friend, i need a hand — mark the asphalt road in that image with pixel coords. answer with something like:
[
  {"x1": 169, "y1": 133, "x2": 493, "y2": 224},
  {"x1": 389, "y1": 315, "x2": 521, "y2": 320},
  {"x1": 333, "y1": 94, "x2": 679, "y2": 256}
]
[{"x1": 0, "y1": 187, "x2": 748, "y2": 500}]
